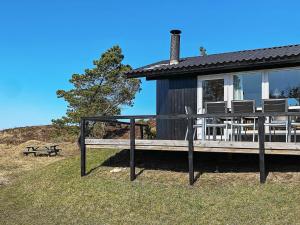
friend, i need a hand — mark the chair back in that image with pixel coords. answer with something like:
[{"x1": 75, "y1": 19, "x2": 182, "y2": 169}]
[
  {"x1": 205, "y1": 101, "x2": 227, "y2": 114},
  {"x1": 231, "y1": 100, "x2": 255, "y2": 113},
  {"x1": 262, "y1": 99, "x2": 288, "y2": 113}
]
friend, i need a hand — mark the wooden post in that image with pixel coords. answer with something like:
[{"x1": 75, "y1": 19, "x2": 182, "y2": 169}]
[
  {"x1": 140, "y1": 126, "x2": 144, "y2": 139},
  {"x1": 258, "y1": 116, "x2": 266, "y2": 184},
  {"x1": 130, "y1": 119, "x2": 136, "y2": 181},
  {"x1": 80, "y1": 118, "x2": 86, "y2": 177},
  {"x1": 188, "y1": 116, "x2": 194, "y2": 185}
]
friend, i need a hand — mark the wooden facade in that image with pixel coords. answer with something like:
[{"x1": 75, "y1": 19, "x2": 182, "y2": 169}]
[{"x1": 156, "y1": 77, "x2": 197, "y2": 140}]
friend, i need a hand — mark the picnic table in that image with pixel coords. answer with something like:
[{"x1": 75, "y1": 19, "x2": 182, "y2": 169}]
[{"x1": 23, "y1": 145, "x2": 61, "y2": 157}]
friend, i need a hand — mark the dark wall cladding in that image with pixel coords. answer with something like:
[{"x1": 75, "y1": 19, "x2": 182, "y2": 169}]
[{"x1": 156, "y1": 77, "x2": 197, "y2": 140}]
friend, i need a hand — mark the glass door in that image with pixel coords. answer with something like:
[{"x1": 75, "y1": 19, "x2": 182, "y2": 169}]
[
  {"x1": 197, "y1": 77, "x2": 225, "y2": 140},
  {"x1": 202, "y1": 79, "x2": 224, "y2": 111}
]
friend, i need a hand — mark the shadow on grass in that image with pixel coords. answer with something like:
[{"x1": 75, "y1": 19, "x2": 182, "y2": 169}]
[{"x1": 86, "y1": 149, "x2": 300, "y2": 182}]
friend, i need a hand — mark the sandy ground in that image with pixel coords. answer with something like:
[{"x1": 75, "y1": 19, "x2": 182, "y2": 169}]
[{"x1": 0, "y1": 140, "x2": 78, "y2": 185}]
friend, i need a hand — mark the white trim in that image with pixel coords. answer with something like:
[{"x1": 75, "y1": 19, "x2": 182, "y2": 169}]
[
  {"x1": 197, "y1": 77, "x2": 203, "y2": 114},
  {"x1": 262, "y1": 71, "x2": 269, "y2": 99},
  {"x1": 196, "y1": 66, "x2": 300, "y2": 139},
  {"x1": 196, "y1": 77, "x2": 203, "y2": 139},
  {"x1": 197, "y1": 67, "x2": 300, "y2": 110},
  {"x1": 224, "y1": 74, "x2": 233, "y2": 108},
  {"x1": 197, "y1": 74, "x2": 226, "y2": 139},
  {"x1": 197, "y1": 74, "x2": 226, "y2": 114}
]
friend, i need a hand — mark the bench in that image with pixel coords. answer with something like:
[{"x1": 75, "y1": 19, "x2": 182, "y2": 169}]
[{"x1": 23, "y1": 145, "x2": 61, "y2": 157}]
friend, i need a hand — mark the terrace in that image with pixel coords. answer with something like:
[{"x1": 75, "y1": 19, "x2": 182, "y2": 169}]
[{"x1": 80, "y1": 110, "x2": 300, "y2": 185}]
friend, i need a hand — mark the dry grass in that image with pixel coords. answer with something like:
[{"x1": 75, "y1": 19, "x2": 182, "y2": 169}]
[
  {"x1": 0, "y1": 140, "x2": 78, "y2": 186},
  {"x1": 1, "y1": 124, "x2": 300, "y2": 225},
  {"x1": 1, "y1": 149, "x2": 300, "y2": 225}
]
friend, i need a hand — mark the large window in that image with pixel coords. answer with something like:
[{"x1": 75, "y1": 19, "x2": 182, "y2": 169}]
[
  {"x1": 233, "y1": 72, "x2": 262, "y2": 106},
  {"x1": 269, "y1": 69, "x2": 300, "y2": 106},
  {"x1": 202, "y1": 79, "x2": 224, "y2": 107}
]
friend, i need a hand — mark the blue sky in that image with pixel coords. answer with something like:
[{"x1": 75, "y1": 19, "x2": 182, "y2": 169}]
[{"x1": 1, "y1": 0, "x2": 300, "y2": 129}]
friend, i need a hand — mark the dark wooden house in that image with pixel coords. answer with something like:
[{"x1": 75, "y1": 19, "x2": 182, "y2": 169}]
[{"x1": 125, "y1": 30, "x2": 300, "y2": 140}]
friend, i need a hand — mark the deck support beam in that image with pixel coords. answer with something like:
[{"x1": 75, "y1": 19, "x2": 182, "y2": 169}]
[
  {"x1": 80, "y1": 119, "x2": 86, "y2": 177},
  {"x1": 258, "y1": 116, "x2": 266, "y2": 183},
  {"x1": 130, "y1": 119, "x2": 136, "y2": 181},
  {"x1": 188, "y1": 117, "x2": 194, "y2": 185}
]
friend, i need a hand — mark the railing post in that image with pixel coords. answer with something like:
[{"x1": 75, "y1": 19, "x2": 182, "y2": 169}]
[
  {"x1": 258, "y1": 116, "x2": 266, "y2": 184},
  {"x1": 80, "y1": 118, "x2": 86, "y2": 177},
  {"x1": 140, "y1": 126, "x2": 144, "y2": 139},
  {"x1": 188, "y1": 115, "x2": 194, "y2": 185},
  {"x1": 130, "y1": 118, "x2": 136, "y2": 181}
]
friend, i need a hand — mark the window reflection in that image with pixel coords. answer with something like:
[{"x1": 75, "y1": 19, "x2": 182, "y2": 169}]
[
  {"x1": 233, "y1": 73, "x2": 262, "y2": 106},
  {"x1": 203, "y1": 79, "x2": 224, "y2": 107},
  {"x1": 269, "y1": 69, "x2": 300, "y2": 106}
]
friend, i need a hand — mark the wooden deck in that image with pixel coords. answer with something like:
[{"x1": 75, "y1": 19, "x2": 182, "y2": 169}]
[
  {"x1": 80, "y1": 113, "x2": 300, "y2": 184},
  {"x1": 85, "y1": 139, "x2": 300, "y2": 155}
]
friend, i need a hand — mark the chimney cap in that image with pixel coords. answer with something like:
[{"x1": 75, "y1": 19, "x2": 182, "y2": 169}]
[{"x1": 170, "y1": 29, "x2": 181, "y2": 35}]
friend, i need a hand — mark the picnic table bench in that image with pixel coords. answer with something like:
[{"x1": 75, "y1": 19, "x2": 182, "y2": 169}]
[{"x1": 23, "y1": 145, "x2": 61, "y2": 157}]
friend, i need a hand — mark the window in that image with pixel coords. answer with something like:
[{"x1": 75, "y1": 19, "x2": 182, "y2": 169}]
[
  {"x1": 233, "y1": 72, "x2": 262, "y2": 106},
  {"x1": 202, "y1": 79, "x2": 224, "y2": 107},
  {"x1": 269, "y1": 69, "x2": 300, "y2": 106}
]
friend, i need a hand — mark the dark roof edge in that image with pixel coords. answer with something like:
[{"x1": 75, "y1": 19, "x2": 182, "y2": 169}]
[{"x1": 127, "y1": 56, "x2": 300, "y2": 80}]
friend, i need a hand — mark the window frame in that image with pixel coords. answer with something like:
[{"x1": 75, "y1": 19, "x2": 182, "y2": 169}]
[{"x1": 197, "y1": 66, "x2": 300, "y2": 114}]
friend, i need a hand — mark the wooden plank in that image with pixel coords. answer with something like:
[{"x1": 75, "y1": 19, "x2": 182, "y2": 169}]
[
  {"x1": 85, "y1": 139, "x2": 188, "y2": 146},
  {"x1": 86, "y1": 138, "x2": 300, "y2": 150}
]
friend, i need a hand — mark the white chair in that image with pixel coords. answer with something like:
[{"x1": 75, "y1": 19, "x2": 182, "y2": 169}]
[
  {"x1": 204, "y1": 101, "x2": 229, "y2": 141},
  {"x1": 263, "y1": 99, "x2": 289, "y2": 142},
  {"x1": 231, "y1": 100, "x2": 256, "y2": 142}
]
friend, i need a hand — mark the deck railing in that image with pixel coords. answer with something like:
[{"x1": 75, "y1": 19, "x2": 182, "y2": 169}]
[{"x1": 80, "y1": 112, "x2": 300, "y2": 185}]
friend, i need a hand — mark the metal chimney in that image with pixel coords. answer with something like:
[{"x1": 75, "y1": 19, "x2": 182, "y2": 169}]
[{"x1": 169, "y1": 29, "x2": 181, "y2": 65}]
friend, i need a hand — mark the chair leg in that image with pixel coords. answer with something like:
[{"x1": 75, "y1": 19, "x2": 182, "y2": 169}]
[
  {"x1": 269, "y1": 126, "x2": 272, "y2": 142},
  {"x1": 286, "y1": 124, "x2": 288, "y2": 143},
  {"x1": 193, "y1": 128, "x2": 196, "y2": 140},
  {"x1": 185, "y1": 128, "x2": 188, "y2": 141},
  {"x1": 204, "y1": 120, "x2": 207, "y2": 141},
  {"x1": 221, "y1": 127, "x2": 224, "y2": 141},
  {"x1": 202, "y1": 126, "x2": 205, "y2": 141},
  {"x1": 294, "y1": 127, "x2": 296, "y2": 143},
  {"x1": 253, "y1": 122, "x2": 255, "y2": 142},
  {"x1": 225, "y1": 124, "x2": 228, "y2": 142}
]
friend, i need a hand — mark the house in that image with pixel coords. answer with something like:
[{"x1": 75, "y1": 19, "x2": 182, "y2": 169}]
[
  {"x1": 80, "y1": 30, "x2": 300, "y2": 184},
  {"x1": 125, "y1": 30, "x2": 300, "y2": 140}
]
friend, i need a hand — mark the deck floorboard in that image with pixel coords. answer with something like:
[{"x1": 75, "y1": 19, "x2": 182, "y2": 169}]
[{"x1": 85, "y1": 139, "x2": 300, "y2": 155}]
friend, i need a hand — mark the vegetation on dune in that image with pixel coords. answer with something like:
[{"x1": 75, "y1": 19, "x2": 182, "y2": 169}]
[
  {"x1": 1, "y1": 149, "x2": 300, "y2": 225},
  {"x1": 0, "y1": 125, "x2": 78, "y2": 145}
]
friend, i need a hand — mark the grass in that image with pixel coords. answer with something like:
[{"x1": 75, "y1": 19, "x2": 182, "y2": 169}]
[{"x1": 1, "y1": 149, "x2": 300, "y2": 225}]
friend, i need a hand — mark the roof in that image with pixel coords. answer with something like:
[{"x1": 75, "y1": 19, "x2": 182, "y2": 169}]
[{"x1": 126, "y1": 44, "x2": 300, "y2": 80}]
